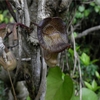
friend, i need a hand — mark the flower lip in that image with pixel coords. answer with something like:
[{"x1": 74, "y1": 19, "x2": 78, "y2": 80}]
[{"x1": 37, "y1": 17, "x2": 69, "y2": 53}]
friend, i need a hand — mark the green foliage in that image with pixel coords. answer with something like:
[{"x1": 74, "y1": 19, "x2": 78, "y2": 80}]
[
  {"x1": 73, "y1": 2, "x2": 100, "y2": 24},
  {"x1": 47, "y1": 2, "x2": 100, "y2": 100},
  {"x1": 82, "y1": 88, "x2": 98, "y2": 100},
  {"x1": 71, "y1": 88, "x2": 98, "y2": 100},
  {"x1": 27, "y1": 96, "x2": 31, "y2": 100},
  {"x1": 80, "y1": 53, "x2": 99, "y2": 66},
  {"x1": 80, "y1": 53, "x2": 90, "y2": 66},
  {"x1": 78, "y1": 5, "x2": 85, "y2": 12},
  {"x1": 95, "y1": 71, "x2": 100, "y2": 79},
  {"x1": 85, "y1": 80, "x2": 100, "y2": 92},
  {"x1": 95, "y1": 0, "x2": 100, "y2": 5},
  {"x1": 45, "y1": 67, "x2": 74, "y2": 100},
  {"x1": 0, "y1": 10, "x2": 13, "y2": 23}
]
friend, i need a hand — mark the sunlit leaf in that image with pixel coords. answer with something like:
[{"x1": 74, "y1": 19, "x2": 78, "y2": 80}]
[
  {"x1": 95, "y1": 71, "x2": 100, "y2": 79},
  {"x1": 82, "y1": 88, "x2": 98, "y2": 100},
  {"x1": 80, "y1": 53, "x2": 90, "y2": 66},
  {"x1": 0, "y1": 14, "x2": 3, "y2": 22},
  {"x1": 92, "y1": 80, "x2": 98, "y2": 91},
  {"x1": 84, "y1": 81, "x2": 93, "y2": 90},
  {"x1": 75, "y1": 12, "x2": 82, "y2": 18},
  {"x1": 90, "y1": 2, "x2": 95, "y2": 6},
  {"x1": 45, "y1": 67, "x2": 74, "y2": 100},
  {"x1": 95, "y1": 6, "x2": 99, "y2": 13},
  {"x1": 71, "y1": 88, "x2": 98, "y2": 100},
  {"x1": 68, "y1": 48, "x2": 74, "y2": 56},
  {"x1": 95, "y1": 0, "x2": 100, "y2": 6},
  {"x1": 78, "y1": 6, "x2": 85, "y2": 12},
  {"x1": 84, "y1": 10, "x2": 90, "y2": 17},
  {"x1": 10, "y1": 17, "x2": 14, "y2": 22},
  {"x1": 27, "y1": 96, "x2": 31, "y2": 100},
  {"x1": 73, "y1": 32, "x2": 78, "y2": 38}
]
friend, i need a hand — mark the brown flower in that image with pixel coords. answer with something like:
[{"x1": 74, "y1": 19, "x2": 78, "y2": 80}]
[
  {"x1": 37, "y1": 17, "x2": 70, "y2": 67},
  {"x1": 37, "y1": 17, "x2": 70, "y2": 53}
]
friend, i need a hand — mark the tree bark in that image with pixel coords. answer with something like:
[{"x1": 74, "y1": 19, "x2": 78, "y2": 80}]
[{"x1": 0, "y1": 0, "x2": 72, "y2": 100}]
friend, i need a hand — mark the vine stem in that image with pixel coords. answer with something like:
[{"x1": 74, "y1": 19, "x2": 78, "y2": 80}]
[
  {"x1": 2, "y1": 45, "x2": 17, "y2": 100},
  {"x1": 7, "y1": 70, "x2": 17, "y2": 100}
]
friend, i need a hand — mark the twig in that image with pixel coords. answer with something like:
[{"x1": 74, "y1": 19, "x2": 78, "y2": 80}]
[
  {"x1": 24, "y1": 0, "x2": 30, "y2": 27},
  {"x1": 6, "y1": 0, "x2": 17, "y2": 22},
  {"x1": 67, "y1": 7, "x2": 76, "y2": 35},
  {"x1": 77, "y1": 55, "x2": 82, "y2": 100},
  {"x1": 82, "y1": 0, "x2": 95, "y2": 4},
  {"x1": 2, "y1": 50, "x2": 17, "y2": 100},
  {"x1": 7, "y1": 70, "x2": 17, "y2": 100},
  {"x1": 71, "y1": 26, "x2": 82, "y2": 100},
  {"x1": 65, "y1": 50, "x2": 70, "y2": 73},
  {"x1": 76, "y1": 25, "x2": 100, "y2": 38}
]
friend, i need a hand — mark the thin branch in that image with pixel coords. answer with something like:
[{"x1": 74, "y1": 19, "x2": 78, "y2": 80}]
[
  {"x1": 13, "y1": 0, "x2": 23, "y2": 85},
  {"x1": 7, "y1": 70, "x2": 17, "y2": 100},
  {"x1": 71, "y1": 26, "x2": 83, "y2": 100},
  {"x1": 76, "y1": 25, "x2": 100, "y2": 39},
  {"x1": 6, "y1": 0, "x2": 17, "y2": 22},
  {"x1": 70, "y1": 26, "x2": 77, "y2": 75},
  {"x1": 67, "y1": 9, "x2": 76, "y2": 35},
  {"x1": 82, "y1": 0, "x2": 95, "y2": 4},
  {"x1": 77, "y1": 54, "x2": 82, "y2": 100},
  {"x1": 35, "y1": 57, "x2": 47, "y2": 100},
  {"x1": 24, "y1": 0, "x2": 30, "y2": 27},
  {"x1": 16, "y1": 58, "x2": 31, "y2": 61}
]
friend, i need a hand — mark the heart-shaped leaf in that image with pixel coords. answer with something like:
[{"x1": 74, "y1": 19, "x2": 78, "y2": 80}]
[
  {"x1": 45, "y1": 67, "x2": 74, "y2": 100},
  {"x1": 82, "y1": 88, "x2": 98, "y2": 100}
]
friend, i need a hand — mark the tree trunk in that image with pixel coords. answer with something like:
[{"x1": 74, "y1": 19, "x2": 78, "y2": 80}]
[{"x1": 0, "y1": 0, "x2": 71, "y2": 100}]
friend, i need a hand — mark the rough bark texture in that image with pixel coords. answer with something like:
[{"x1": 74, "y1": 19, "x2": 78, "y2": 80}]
[{"x1": 0, "y1": 0, "x2": 72, "y2": 100}]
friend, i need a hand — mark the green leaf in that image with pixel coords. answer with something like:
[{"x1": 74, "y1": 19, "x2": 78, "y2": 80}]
[
  {"x1": 0, "y1": 14, "x2": 4, "y2": 22},
  {"x1": 73, "y1": 32, "x2": 78, "y2": 38},
  {"x1": 97, "y1": 92, "x2": 100, "y2": 100},
  {"x1": 3, "y1": 10, "x2": 8, "y2": 16},
  {"x1": 76, "y1": 46, "x2": 80, "y2": 51},
  {"x1": 80, "y1": 53, "x2": 90, "y2": 66},
  {"x1": 84, "y1": 10, "x2": 90, "y2": 17},
  {"x1": 71, "y1": 88, "x2": 98, "y2": 100},
  {"x1": 73, "y1": 18, "x2": 77, "y2": 24},
  {"x1": 4, "y1": 18, "x2": 9, "y2": 23},
  {"x1": 92, "y1": 80, "x2": 98, "y2": 91},
  {"x1": 27, "y1": 96, "x2": 31, "y2": 100},
  {"x1": 91, "y1": 59, "x2": 99, "y2": 64},
  {"x1": 90, "y1": 2, "x2": 95, "y2": 6},
  {"x1": 75, "y1": 12, "x2": 82, "y2": 18},
  {"x1": 95, "y1": 71, "x2": 100, "y2": 79},
  {"x1": 68, "y1": 48, "x2": 74, "y2": 56},
  {"x1": 78, "y1": 6, "x2": 85, "y2": 12},
  {"x1": 82, "y1": 88, "x2": 98, "y2": 100},
  {"x1": 84, "y1": 81, "x2": 93, "y2": 90},
  {"x1": 95, "y1": 6, "x2": 99, "y2": 13},
  {"x1": 10, "y1": 17, "x2": 14, "y2": 22},
  {"x1": 71, "y1": 95, "x2": 79, "y2": 100},
  {"x1": 95, "y1": 0, "x2": 100, "y2": 6},
  {"x1": 45, "y1": 67, "x2": 74, "y2": 100}
]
